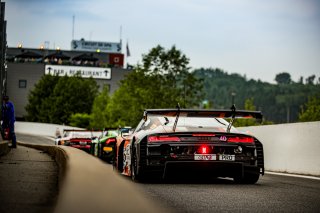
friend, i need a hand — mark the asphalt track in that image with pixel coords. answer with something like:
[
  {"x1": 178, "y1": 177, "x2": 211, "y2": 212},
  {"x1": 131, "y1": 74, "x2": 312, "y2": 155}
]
[{"x1": 15, "y1": 133, "x2": 320, "y2": 213}]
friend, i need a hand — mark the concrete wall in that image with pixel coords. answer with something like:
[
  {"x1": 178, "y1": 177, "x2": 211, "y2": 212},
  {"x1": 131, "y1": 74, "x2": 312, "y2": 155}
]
[
  {"x1": 17, "y1": 142, "x2": 168, "y2": 213},
  {"x1": 15, "y1": 121, "x2": 320, "y2": 177},
  {"x1": 238, "y1": 121, "x2": 320, "y2": 176},
  {"x1": 15, "y1": 121, "x2": 83, "y2": 138},
  {"x1": 7, "y1": 63, "x2": 44, "y2": 118}
]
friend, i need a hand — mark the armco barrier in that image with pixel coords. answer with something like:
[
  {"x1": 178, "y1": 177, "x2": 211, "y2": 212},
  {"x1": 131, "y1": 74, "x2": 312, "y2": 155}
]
[
  {"x1": 239, "y1": 121, "x2": 320, "y2": 177},
  {"x1": 17, "y1": 142, "x2": 167, "y2": 213}
]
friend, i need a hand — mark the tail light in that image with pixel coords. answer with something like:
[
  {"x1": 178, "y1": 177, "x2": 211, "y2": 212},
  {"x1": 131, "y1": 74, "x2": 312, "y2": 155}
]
[
  {"x1": 227, "y1": 136, "x2": 254, "y2": 143},
  {"x1": 106, "y1": 138, "x2": 116, "y2": 145},
  {"x1": 148, "y1": 135, "x2": 181, "y2": 142},
  {"x1": 62, "y1": 140, "x2": 70, "y2": 145}
]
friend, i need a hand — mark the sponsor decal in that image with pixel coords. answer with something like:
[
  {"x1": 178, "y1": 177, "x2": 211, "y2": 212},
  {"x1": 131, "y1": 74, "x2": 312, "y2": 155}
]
[
  {"x1": 219, "y1": 136, "x2": 227, "y2": 141},
  {"x1": 71, "y1": 39, "x2": 122, "y2": 53}
]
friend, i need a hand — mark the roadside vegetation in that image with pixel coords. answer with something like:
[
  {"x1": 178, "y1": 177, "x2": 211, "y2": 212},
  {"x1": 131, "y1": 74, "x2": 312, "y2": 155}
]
[
  {"x1": 25, "y1": 74, "x2": 99, "y2": 125},
  {"x1": 25, "y1": 45, "x2": 320, "y2": 128}
]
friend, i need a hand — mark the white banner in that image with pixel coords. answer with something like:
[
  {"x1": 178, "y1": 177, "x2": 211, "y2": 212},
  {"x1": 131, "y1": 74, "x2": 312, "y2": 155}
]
[
  {"x1": 71, "y1": 39, "x2": 122, "y2": 53},
  {"x1": 45, "y1": 65, "x2": 111, "y2": 79}
]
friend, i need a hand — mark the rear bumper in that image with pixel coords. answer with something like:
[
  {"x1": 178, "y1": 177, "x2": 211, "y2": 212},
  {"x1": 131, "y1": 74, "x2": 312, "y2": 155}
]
[
  {"x1": 141, "y1": 161, "x2": 261, "y2": 179},
  {"x1": 70, "y1": 145, "x2": 91, "y2": 150}
]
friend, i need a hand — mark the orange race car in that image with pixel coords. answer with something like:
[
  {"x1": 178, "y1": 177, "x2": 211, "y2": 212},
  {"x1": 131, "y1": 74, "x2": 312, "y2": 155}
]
[{"x1": 113, "y1": 106, "x2": 264, "y2": 184}]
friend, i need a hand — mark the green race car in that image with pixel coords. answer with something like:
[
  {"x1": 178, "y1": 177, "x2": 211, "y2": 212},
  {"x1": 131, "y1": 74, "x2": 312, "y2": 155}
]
[{"x1": 91, "y1": 129, "x2": 119, "y2": 163}]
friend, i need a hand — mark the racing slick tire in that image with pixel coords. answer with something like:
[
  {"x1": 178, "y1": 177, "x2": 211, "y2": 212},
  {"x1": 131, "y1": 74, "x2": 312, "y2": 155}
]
[
  {"x1": 131, "y1": 148, "x2": 144, "y2": 182},
  {"x1": 98, "y1": 143, "x2": 103, "y2": 158},
  {"x1": 90, "y1": 143, "x2": 96, "y2": 156},
  {"x1": 233, "y1": 172, "x2": 260, "y2": 184}
]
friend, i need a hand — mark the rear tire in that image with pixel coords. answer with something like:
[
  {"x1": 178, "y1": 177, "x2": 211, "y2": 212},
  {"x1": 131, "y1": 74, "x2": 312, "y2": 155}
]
[
  {"x1": 131, "y1": 148, "x2": 144, "y2": 182},
  {"x1": 234, "y1": 172, "x2": 260, "y2": 184},
  {"x1": 98, "y1": 143, "x2": 103, "y2": 158},
  {"x1": 117, "y1": 143, "x2": 124, "y2": 172}
]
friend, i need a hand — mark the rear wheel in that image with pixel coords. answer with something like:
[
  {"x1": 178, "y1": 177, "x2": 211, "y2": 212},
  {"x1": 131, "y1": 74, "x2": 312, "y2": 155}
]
[
  {"x1": 91, "y1": 143, "x2": 97, "y2": 156},
  {"x1": 131, "y1": 148, "x2": 144, "y2": 182},
  {"x1": 234, "y1": 172, "x2": 260, "y2": 184},
  {"x1": 98, "y1": 143, "x2": 103, "y2": 158},
  {"x1": 116, "y1": 143, "x2": 124, "y2": 172}
]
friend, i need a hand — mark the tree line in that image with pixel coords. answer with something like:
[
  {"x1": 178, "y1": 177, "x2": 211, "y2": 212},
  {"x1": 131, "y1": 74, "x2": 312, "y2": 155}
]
[
  {"x1": 194, "y1": 68, "x2": 320, "y2": 123},
  {"x1": 25, "y1": 45, "x2": 320, "y2": 128}
]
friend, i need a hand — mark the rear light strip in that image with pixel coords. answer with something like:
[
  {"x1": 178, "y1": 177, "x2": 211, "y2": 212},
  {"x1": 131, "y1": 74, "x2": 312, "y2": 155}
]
[
  {"x1": 148, "y1": 135, "x2": 254, "y2": 143},
  {"x1": 227, "y1": 136, "x2": 254, "y2": 143},
  {"x1": 148, "y1": 135, "x2": 180, "y2": 142}
]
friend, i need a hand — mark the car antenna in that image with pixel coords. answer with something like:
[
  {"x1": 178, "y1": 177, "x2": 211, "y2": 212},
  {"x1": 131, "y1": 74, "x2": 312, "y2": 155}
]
[
  {"x1": 227, "y1": 104, "x2": 236, "y2": 133},
  {"x1": 173, "y1": 103, "x2": 181, "y2": 132}
]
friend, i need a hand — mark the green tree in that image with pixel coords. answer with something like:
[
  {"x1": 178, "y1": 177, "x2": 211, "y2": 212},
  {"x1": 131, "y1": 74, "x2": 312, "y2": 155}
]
[
  {"x1": 102, "y1": 45, "x2": 204, "y2": 127},
  {"x1": 90, "y1": 85, "x2": 111, "y2": 129},
  {"x1": 306, "y1": 75, "x2": 316, "y2": 85},
  {"x1": 141, "y1": 45, "x2": 203, "y2": 108},
  {"x1": 49, "y1": 75, "x2": 99, "y2": 124},
  {"x1": 233, "y1": 98, "x2": 257, "y2": 127},
  {"x1": 194, "y1": 68, "x2": 320, "y2": 123},
  {"x1": 275, "y1": 72, "x2": 292, "y2": 84},
  {"x1": 69, "y1": 113, "x2": 91, "y2": 128},
  {"x1": 299, "y1": 96, "x2": 320, "y2": 122},
  {"x1": 25, "y1": 75, "x2": 99, "y2": 125},
  {"x1": 25, "y1": 75, "x2": 59, "y2": 122}
]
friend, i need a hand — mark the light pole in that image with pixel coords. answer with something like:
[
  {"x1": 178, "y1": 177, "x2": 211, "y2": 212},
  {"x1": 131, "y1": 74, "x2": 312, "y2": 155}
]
[{"x1": 231, "y1": 92, "x2": 236, "y2": 106}]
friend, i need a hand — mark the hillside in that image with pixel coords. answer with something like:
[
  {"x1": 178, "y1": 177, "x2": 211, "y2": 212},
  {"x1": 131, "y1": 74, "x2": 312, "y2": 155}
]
[{"x1": 194, "y1": 68, "x2": 320, "y2": 123}]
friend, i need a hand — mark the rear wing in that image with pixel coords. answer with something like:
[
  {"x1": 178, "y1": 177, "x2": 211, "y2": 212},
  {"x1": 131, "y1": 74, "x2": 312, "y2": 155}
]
[
  {"x1": 62, "y1": 129, "x2": 86, "y2": 132},
  {"x1": 144, "y1": 109, "x2": 263, "y2": 120},
  {"x1": 62, "y1": 129, "x2": 103, "y2": 132},
  {"x1": 144, "y1": 107, "x2": 263, "y2": 133},
  {"x1": 61, "y1": 129, "x2": 103, "y2": 138}
]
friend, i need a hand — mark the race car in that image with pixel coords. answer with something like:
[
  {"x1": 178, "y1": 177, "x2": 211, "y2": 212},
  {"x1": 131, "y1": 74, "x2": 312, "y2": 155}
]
[
  {"x1": 114, "y1": 106, "x2": 264, "y2": 184},
  {"x1": 90, "y1": 128, "x2": 119, "y2": 163},
  {"x1": 58, "y1": 129, "x2": 102, "y2": 153}
]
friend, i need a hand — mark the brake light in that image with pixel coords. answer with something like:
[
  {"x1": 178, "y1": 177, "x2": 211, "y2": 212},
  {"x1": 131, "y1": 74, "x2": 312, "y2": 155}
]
[
  {"x1": 148, "y1": 135, "x2": 181, "y2": 142},
  {"x1": 200, "y1": 146, "x2": 208, "y2": 154},
  {"x1": 197, "y1": 145, "x2": 213, "y2": 154},
  {"x1": 192, "y1": 134, "x2": 215, "y2": 137},
  {"x1": 227, "y1": 137, "x2": 254, "y2": 143},
  {"x1": 106, "y1": 138, "x2": 116, "y2": 145}
]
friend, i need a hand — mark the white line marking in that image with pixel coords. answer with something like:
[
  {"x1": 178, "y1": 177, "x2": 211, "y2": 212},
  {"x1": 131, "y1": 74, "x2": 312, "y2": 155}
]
[{"x1": 266, "y1": 171, "x2": 320, "y2": 180}]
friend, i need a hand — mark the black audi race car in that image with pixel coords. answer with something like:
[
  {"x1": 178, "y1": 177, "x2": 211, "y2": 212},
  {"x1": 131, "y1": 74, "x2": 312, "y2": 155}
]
[{"x1": 115, "y1": 107, "x2": 264, "y2": 184}]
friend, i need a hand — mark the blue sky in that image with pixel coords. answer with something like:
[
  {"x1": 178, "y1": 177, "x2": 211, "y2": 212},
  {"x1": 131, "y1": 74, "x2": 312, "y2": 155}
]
[{"x1": 3, "y1": 0, "x2": 320, "y2": 83}]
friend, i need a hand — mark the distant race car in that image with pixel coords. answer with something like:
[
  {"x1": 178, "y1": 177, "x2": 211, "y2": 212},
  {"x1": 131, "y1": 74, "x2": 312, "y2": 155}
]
[
  {"x1": 57, "y1": 129, "x2": 102, "y2": 152},
  {"x1": 114, "y1": 106, "x2": 264, "y2": 184},
  {"x1": 91, "y1": 127, "x2": 132, "y2": 163},
  {"x1": 90, "y1": 128, "x2": 119, "y2": 163}
]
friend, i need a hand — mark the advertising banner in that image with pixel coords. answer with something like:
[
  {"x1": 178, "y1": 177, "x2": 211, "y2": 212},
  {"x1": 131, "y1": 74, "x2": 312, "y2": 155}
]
[
  {"x1": 45, "y1": 65, "x2": 111, "y2": 79},
  {"x1": 71, "y1": 39, "x2": 122, "y2": 53}
]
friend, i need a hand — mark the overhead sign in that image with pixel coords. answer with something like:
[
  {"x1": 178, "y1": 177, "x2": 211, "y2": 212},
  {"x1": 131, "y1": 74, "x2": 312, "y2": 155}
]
[
  {"x1": 71, "y1": 39, "x2": 122, "y2": 53},
  {"x1": 45, "y1": 65, "x2": 111, "y2": 79}
]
